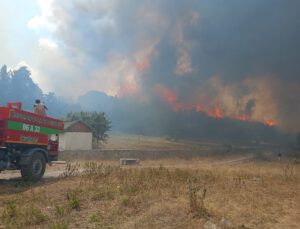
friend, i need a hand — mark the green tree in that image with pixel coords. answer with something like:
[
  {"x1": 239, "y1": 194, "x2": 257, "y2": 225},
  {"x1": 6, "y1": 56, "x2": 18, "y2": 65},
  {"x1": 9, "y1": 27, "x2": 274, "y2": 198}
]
[{"x1": 65, "y1": 111, "x2": 111, "y2": 142}]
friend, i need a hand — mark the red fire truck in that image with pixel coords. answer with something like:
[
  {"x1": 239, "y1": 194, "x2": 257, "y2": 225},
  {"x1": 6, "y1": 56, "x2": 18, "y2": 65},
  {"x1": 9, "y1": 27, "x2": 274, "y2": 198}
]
[{"x1": 0, "y1": 102, "x2": 64, "y2": 181}]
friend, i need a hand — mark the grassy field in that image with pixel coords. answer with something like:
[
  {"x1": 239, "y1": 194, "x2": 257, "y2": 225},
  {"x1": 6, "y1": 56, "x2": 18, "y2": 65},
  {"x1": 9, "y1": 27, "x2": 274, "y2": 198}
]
[
  {"x1": 0, "y1": 134, "x2": 299, "y2": 229},
  {"x1": 99, "y1": 133, "x2": 222, "y2": 150},
  {"x1": 1, "y1": 160, "x2": 299, "y2": 228},
  {"x1": 61, "y1": 133, "x2": 257, "y2": 162}
]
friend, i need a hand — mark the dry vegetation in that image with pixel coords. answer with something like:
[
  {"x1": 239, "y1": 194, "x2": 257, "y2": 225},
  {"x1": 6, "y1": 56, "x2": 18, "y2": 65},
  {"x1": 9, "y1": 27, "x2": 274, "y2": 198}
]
[
  {"x1": 99, "y1": 133, "x2": 221, "y2": 151},
  {"x1": 0, "y1": 159, "x2": 299, "y2": 229},
  {"x1": 0, "y1": 134, "x2": 299, "y2": 228},
  {"x1": 60, "y1": 133, "x2": 251, "y2": 162}
]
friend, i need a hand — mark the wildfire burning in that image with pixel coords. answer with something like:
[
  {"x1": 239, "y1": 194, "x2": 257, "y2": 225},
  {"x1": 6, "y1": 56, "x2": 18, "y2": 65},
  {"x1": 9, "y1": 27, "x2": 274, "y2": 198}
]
[
  {"x1": 155, "y1": 84, "x2": 276, "y2": 127},
  {"x1": 154, "y1": 85, "x2": 182, "y2": 112},
  {"x1": 119, "y1": 83, "x2": 137, "y2": 97},
  {"x1": 195, "y1": 105, "x2": 223, "y2": 119},
  {"x1": 237, "y1": 114, "x2": 249, "y2": 121},
  {"x1": 264, "y1": 119, "x2": 276, "y2": 127}
]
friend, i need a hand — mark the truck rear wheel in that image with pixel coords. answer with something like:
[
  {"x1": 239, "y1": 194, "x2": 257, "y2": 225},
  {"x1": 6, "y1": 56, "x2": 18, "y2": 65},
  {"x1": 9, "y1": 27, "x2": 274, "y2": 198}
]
[{"x1": 21, "y1": 152, "x2": 46, "y2": 181}]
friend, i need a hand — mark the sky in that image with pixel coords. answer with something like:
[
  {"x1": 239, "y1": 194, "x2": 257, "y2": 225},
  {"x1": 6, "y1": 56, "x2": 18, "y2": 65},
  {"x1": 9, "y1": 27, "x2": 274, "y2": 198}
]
[
  {"x1": 1, "y1": 1, "x2": 300, "y2": 132},
  {"x1": 0, "y1": 1, "x2": 37, "y2": 64},
  {"x1": 0, "y1": 0, "x2": 47, "y2": 89},
  {"x1": 0, "y1": 0, "x2": 137, "y2": 98}
]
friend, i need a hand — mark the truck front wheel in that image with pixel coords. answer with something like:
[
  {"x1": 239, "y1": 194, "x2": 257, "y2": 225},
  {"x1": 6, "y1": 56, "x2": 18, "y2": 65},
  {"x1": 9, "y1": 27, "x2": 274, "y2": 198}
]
[{"x1": 21, "y1": 152, "x2": 46, "y2": 181}]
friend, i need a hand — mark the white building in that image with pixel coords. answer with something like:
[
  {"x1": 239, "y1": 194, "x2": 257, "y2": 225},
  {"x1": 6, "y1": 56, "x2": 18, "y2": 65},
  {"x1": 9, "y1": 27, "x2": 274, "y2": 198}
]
[{"x1": 59, "y1": 120, "x2": 93, "y2": 151}]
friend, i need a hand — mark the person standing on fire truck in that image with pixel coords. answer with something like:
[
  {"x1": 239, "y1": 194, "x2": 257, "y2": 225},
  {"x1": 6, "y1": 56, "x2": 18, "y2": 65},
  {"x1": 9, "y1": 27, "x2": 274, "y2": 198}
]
[{"x1": 33, "y1": 99, "x2": 48, "y2": 116}]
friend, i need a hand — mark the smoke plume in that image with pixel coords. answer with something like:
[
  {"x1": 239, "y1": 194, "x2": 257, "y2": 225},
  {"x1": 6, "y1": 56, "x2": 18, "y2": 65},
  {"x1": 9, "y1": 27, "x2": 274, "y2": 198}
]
[{"x1": 31, "y1": 0, "x2": 300, "y2": 132}]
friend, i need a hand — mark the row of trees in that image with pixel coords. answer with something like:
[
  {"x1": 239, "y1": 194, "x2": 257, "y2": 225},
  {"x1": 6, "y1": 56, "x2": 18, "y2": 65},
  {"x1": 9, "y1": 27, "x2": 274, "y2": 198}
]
[
  {"x1": 0, "y1": 65, "x2": 111, "y2": 143},
  {"x1": 0, "y1": 65, "x2": 79, "y2": 117},
  {"x1": 0, "y1": 65, "x2": 43, "y2": 109},
  {"x1": 0, "y1": 64, "x2": 294, "y2": 145}
]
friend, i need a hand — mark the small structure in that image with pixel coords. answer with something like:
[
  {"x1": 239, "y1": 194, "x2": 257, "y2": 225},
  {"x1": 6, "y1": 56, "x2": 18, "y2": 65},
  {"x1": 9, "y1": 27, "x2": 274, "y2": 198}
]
[
  {"x1": 59, "y1": 120, "x2": 93, "y2": 151},
  {"x1": 120, "y1": 158, "x2": 140, "y2": 166}
]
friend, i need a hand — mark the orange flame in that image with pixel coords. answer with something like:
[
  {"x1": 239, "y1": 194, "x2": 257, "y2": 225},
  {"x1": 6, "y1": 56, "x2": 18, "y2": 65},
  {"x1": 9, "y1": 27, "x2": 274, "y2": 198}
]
[
  {"x1": 155, "y1": 85, "x2": 183, "y2": 112},
  {"x1": 155, "y1": 84, "x2": 275, "y2": 126},
  {"x1": 237, "y1": 114, "x2": 250, "y2": 121},
  {"x1": 118, "y1": 83, "x2": 137, "y2": 97},
  {"x1": 155, "y1": 85, "x2": 223, "y2": 118},
  {"x1": 264, "y1": 119, "x2": 276, "y2": 127},
  {"x1": 213, "y1": 107, "x2": 223, "y2": 119},
  {"x1": 195, "y1": 104, "x2": 223, "y2": 118}
]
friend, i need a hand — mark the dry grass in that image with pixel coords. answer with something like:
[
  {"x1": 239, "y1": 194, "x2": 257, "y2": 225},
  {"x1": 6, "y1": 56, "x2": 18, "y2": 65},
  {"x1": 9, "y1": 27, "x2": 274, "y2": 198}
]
[
  {"x1": 60, "y1": 133, "x2": 272, "y2": 162},
  {"x1": 98, "y1": 133, "x2": 219, "y2": 151},
  {"x1": 0, "y1": 159, "x2": 299, "y2": 229}
]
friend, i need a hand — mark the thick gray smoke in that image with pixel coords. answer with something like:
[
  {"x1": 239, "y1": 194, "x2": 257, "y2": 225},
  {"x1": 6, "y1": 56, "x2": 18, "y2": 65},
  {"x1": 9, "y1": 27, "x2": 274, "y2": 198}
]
[{"x1": 35, "y1": 0, "x2": 300, "y2": 132}]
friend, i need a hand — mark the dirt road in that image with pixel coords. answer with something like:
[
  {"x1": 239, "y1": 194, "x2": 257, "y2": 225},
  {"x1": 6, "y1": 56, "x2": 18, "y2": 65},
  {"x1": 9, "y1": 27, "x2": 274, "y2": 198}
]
[{"x1": 0, "y1": 155, "x2": 253, "y2": 182}]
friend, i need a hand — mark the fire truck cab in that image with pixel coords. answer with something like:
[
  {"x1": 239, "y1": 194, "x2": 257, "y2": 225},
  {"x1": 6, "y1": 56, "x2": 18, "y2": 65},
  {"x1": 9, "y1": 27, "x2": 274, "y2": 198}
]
[{"x1": 0, "y1": 102, "x2": 64, "y2": 181}]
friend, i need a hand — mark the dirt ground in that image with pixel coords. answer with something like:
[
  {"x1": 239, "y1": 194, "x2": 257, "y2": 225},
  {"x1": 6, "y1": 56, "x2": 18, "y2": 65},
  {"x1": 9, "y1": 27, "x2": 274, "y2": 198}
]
[
  {"x1": 0, "y1": 156, "x2": 299, "y2": 229},
  {"x1": 0, "y1": 134, "x2": 299, "y2": 229}
]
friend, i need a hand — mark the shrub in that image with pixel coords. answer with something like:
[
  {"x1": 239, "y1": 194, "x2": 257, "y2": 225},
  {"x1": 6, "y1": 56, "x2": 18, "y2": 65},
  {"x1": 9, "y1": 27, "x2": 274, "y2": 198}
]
[
  {"x1": 188, "y1": 178, "x2": 209, "y2": 218},
  {"x1": 67, "y1": 191, "x2": 81, "y2": 210}
]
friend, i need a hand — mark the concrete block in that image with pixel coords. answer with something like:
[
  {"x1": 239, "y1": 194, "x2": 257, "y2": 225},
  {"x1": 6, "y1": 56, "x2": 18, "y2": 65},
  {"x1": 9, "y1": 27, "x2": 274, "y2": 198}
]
[{"x1": 120, "y1": 158, "x2": 140, "y2": 166}]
